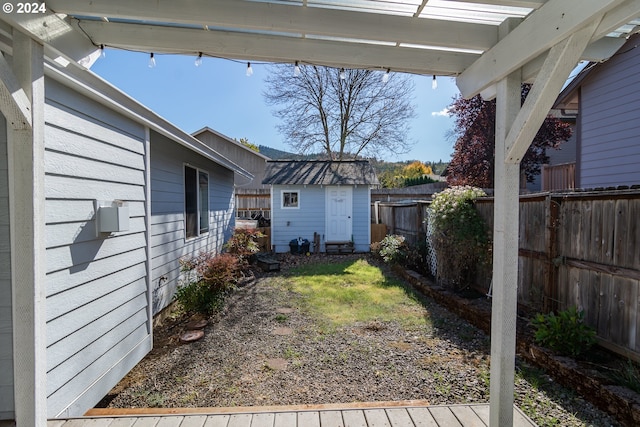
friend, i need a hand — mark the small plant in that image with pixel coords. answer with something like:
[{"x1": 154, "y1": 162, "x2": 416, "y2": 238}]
[
  {"x1": 612, "y1": 359, "x2": 640, "y2": 393},
  {"x1": 531, "y1": 306, "x2": 596, "y2": 358},
  {"x1": 378, "y1": 234, "x2": 406, "y2": 264},
  {"x1": 275, "y1": 313, "x2": 288, "y2": 323},
  {"x1": 224, "y1": 227, "x2": 264, "y2": 265},
  {"x1": 175, "y1": 252, "x2": 240, "y2": 315},
  {"x1": 428, "y1": 186, "x2": 489, "y2": 291}
]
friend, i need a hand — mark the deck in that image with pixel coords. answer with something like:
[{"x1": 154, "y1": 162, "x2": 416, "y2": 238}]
[{"x1": 48, "y1": 402, "x2": 537, "y2": 426}]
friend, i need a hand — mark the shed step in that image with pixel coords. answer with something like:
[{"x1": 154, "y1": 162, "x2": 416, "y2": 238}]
[{"x1": 325, "y1": 241, "x2": 354, "y2": 254}]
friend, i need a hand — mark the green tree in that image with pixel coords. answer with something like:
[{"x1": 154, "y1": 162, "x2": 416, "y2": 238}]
[{"x1": 239, "y1": 137, "x2": 259, "y2": 152}]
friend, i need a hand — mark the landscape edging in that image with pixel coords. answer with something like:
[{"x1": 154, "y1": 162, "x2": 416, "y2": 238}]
[{"x1": 395, "y1": 266, "x2": 640, "y2": 427}]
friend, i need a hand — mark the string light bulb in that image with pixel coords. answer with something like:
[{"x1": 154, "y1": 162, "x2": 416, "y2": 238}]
[
  {"x1": 246, "y1": 62, "x2": 253, "y2": 77},
  {"x1": 195, "y1": 52, "x2": 203, "y2": 67},
  {"x1": 382, "y1": 68, "x2": 390, "y2": 83},
  {"x1": 148, "y1": 53, "x2": 156, "y2": 68},
  {"x1": 100, "y1": 44, "x2": 105, "y2": 58},
  {"x1": 294, "y1": 61, "x2": 301, "y2": 77},
  {"x1": 432, "y1": 75, "x2": 438, "y2": 89},
  {"x1": 339, "y1": 68, "x2": 346, "y2": 80}
]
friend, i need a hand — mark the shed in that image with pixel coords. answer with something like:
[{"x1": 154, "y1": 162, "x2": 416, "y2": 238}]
[{"x1": 262, "y1": 160, "x2": 378, "y2": 253}]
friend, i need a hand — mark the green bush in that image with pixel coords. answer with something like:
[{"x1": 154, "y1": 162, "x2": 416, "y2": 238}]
[
  {"x1": 429, "y1": 185, "x2": 489, "y2": 291},
  {"x1": 378, "y1": 234, "x2": 406, "y2": 264},
  {"x1": 176, "y1": 252, "x2": 240, "y2": 315},
  {"x1": 531, "y1": 306, "x2": 596, "y2": 358},
  {"x1": 224, "y1": 227, "x2": 264, "y2": 265}
]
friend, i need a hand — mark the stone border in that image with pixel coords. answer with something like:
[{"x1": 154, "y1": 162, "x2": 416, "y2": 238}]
[{"x1": 395, "y1": 267, "x2": 640, "y2": 427}]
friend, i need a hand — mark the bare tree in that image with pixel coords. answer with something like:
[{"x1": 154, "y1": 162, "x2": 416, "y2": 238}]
[{"x1": 264, "y1": 65, "x2": 415, "y2": 160}]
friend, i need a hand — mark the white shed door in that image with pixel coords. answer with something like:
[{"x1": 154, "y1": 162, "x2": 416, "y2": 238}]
[{"x1": 325, "y1": 186, "x2": 352, "y2": 242}]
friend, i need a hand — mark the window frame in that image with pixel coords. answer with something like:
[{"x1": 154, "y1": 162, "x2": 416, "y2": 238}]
[
  {"x1": 281, "y1": 189, "x2": 300, "y2": 209},
  {"x1": 184, "y1": 164, "x2": 210, "y2": 240}
]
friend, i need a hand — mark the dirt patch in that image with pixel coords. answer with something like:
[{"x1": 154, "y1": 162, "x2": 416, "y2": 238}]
[{"x1": 98, "y1": 254, "x2": 622, "y2": 426}]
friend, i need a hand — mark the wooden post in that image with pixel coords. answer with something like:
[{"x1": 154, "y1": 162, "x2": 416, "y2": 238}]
[
  {"x1": 489, "y1": 57, "x2": 521, "y2": 427},
  {"x1": 8, "y1": 31, "x2": 46, "y2": 426}
]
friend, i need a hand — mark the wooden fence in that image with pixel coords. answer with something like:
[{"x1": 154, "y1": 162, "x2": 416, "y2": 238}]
[
  {"x1": 371, "y1": 201, "x2": 431, "y2": 246},
  {"x1": 478, "y1": 191, "x2": 640, "y2": 360},
  {"x1": 235, "y1": 189, "x2": 270, "y2": 220},
  {"x1": 374, "y1": 190, "x2": 640, "y2": 360}
]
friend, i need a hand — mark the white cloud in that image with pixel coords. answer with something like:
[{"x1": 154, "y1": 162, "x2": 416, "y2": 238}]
[{"x1": 431, "y1": 108, "x2": 450, "y2": 117}]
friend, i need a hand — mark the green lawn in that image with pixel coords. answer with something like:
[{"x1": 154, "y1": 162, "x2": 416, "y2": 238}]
[{"x1": 277, "y1": 258, "x2": 429, "y2": 330}]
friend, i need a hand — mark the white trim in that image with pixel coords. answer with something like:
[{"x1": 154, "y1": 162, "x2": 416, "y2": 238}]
[
  {"x1": 183, "y1": 163, "x2": 210, "y2": 240},
  {"x1": 9, "y1": 32, "x2": 47, "y2": 426},
  {"x1": 280, "y1": 189, "x2": 300, "y2": 210},
  {"x1": 144, "y1": 127, "x2": 153, "y2": 339}
]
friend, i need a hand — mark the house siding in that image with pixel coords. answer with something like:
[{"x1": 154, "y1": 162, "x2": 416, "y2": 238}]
[
  {"x1": 194, "y1": 129, "x2": 268, "y2": 189},
  {"x1": 150, "y1": 131, "x2": 235, "y2": 314},
  {"x1": 579, "y1": 38, "x2": 640, "y2": 188},
  {"x1": 0, "y1": 114, "x2": 13, "y2": 420},
  {"x1": 44, "y1": 78, "x2": 152, "y2": 418},
  {"x1": 271, "y1": 185, "x2": 371, "y2": 253}
]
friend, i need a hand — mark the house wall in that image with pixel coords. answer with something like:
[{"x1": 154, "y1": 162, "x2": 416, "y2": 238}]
[
  {"x1": 579, "y1": 36, "x2": 640, "y2": 188},
  {"x1": 0, "y1": 115, "x2": 13, "y2": 420},
  {"x1": 194, "y1": 130, "x2": 268, "y2": 189},
  {"x1": 150, "y1": 131, "x2": 235, "y2": 314},
  {"x1": 44, "y1": 78, "x2": 152, "y2": 418},
  {"x1": 271, "y1": 185, "x2": 370, "y2": 253}
]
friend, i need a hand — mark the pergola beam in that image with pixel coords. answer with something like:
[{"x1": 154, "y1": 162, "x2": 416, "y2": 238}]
[
  {"x1": 0, "y1": 10, "x2": 97, "y2": 67},
  {"x1": 49, "y1": 0, "x2": 499, "y2": 52},
  {"x1": 0, "y1": 53, "x2": 32, "y2": 130},
  {"x1": 505, "y1": 20, "x2": 599, "y2": 163},
  {"x1": 69, "y1": 20, "x2": 479, "y2": 76},
  {"x1": 457, "y1": 0, "x2": 627, "y2": 98}
]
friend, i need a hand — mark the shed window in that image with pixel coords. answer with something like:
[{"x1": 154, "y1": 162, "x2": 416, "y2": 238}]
[
  {"x1": 185, "y1": 165, "x2": 209, "y2": 238},
  {"x1": 282, "y1": 191, "x2": 299, "y2": 209}
]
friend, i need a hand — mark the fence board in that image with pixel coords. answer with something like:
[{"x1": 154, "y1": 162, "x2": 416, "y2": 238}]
[
  {"x1": 631, "y1": 199, "x2": 640, "y2": 271},
  {"x1": 590, "y1": 200, "x2": 604, "y2": 265},
  {"x1": 602, "y1": 199, "x2": 616, "y2": 265},
  {"x1": 597, "y1": 273, "x2": 612, "y2": 341},
  {"x1": 614, "y1": 199, "x2": 630, "y2": 268}
]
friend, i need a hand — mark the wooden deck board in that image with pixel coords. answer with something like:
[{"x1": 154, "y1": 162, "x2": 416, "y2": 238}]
[
  {"x1": 203, "y1": 414, "x2": 230, "y2": 427},
  {"x1": 363, "y1": 409, "x2": 391, "y2": 427},
  {"x1": 50, "y1": 404, "x2": 537, "y2": 427},
  {"x1": 179, "y1": 415, "x2": 207, "y2": 427},
  {"x1": 319, "y1": 410, "x2": 344, "y2": 427},
  {"x1": 273, "y1": 413, "x2": 295, "y2": 427},
  {"x1": 406, "y1": 407, "x2": 438, "y2": 427}
]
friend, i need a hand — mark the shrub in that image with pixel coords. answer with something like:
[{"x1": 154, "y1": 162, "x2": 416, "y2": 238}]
[
  {"x1": 378, "y1": 234, "x2": 406, "y2": 264},
  {"x1": 176, "y1": 252, "x2": 240, "y2": 315},
  {"x1": 224, "y1": 227, "x2": 264, "y2": 265},
  {"x1": 428, "y1": 185, "x2": 489, "y2": 291},
  {"x1": 531, "y1": 306, "x2": 596, "y2": 358}
]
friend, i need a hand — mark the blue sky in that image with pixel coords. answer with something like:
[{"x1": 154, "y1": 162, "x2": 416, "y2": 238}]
[{"x1": 91, "y1": 49, "x2": 460, "y2": 163}]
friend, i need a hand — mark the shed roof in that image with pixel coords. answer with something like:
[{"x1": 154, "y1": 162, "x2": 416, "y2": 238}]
[{"x1": 262, "y1": 160, "x2": 379, "y2": 186}]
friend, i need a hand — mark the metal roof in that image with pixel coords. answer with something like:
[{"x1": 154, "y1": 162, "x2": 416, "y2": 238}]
[
  {"x1": 263, "y1": 160, "x2": 379, "y2": 185},
  {"x1": 4, "y1": 1, "x2": 639, "y2": 99}
]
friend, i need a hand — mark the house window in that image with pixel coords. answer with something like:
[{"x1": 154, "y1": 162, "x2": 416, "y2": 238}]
[
  {"x1": 282, "y1": 190, "x2": 299, "y2": 209},
  {"x1": 185, "y1": 165, "x2": 209, "y2": 238}
]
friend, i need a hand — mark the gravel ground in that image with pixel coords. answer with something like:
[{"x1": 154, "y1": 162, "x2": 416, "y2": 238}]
[{"x1": 104, "y1": 254, "x2": 620, "y2": 426}]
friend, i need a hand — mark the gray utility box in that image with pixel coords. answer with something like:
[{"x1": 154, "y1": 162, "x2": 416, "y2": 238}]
[{"x1": 97, "y1": 201, "x2": 130, "y2": 233}]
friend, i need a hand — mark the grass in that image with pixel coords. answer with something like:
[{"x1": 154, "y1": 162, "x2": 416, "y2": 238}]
[{"x1": 279, "y1": 258, "x2": 428, "y2": 330}]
